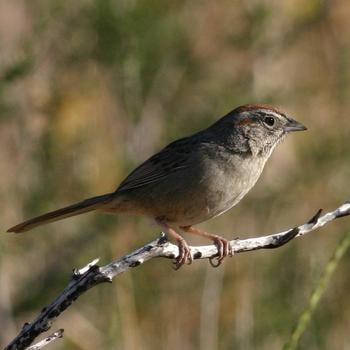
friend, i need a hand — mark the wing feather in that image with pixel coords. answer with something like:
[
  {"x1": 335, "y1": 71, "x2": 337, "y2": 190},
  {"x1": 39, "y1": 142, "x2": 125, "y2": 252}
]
[{"x1": 116, "y1": 137, "x2": 193, "y2": 192}]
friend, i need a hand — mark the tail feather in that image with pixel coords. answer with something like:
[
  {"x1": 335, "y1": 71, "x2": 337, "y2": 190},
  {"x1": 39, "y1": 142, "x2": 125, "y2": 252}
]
[{"x1": 7, "y1": 193, "x2": 114, "y2": 233}]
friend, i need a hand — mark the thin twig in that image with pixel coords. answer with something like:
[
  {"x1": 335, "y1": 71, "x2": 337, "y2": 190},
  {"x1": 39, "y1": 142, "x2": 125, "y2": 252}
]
[
  {"x1": 26, "y1": 330, "x2": 63, "y2": 350},
  {"x1": 4, "y1": 200, "x2": 350, "y2": 350}
]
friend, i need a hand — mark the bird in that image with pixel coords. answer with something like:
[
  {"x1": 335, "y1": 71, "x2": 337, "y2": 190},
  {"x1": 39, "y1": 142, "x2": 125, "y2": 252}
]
[{"x1": 7, "y1": 104, "x2": 306, "y2": 269}]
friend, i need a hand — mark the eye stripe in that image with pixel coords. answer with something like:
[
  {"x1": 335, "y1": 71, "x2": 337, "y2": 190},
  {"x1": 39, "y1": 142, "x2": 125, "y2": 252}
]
[
  {"x1": 238, "y1": 117, "x2": 255, "y2": 126},
  {"x1": 258, "y1": 110, "x2": 281, "y2": 118}
]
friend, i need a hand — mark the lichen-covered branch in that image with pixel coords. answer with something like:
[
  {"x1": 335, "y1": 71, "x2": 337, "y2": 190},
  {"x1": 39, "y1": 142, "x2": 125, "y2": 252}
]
[{"x1": 4, "y1": 200, "x2": 350, "y2": 350}]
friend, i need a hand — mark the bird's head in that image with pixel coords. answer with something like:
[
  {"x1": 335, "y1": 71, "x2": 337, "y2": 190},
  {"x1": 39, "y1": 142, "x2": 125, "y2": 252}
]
[{"x1": 215, "y1": 104, "x2": 307, "y2": 157}]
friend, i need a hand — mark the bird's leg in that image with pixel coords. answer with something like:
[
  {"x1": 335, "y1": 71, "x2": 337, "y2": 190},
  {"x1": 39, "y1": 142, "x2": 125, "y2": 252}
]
[
  {"x1": 180, "y1": 226, "x2": 233, "y2": 267},
  {"x1": 156, "y1": 219, "x2": 193, "y2": 270}
]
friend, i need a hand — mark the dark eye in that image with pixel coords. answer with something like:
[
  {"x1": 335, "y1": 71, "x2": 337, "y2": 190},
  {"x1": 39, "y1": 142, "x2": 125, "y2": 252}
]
[{"x1": 264, "y1": 116, "x2": 275, "y2": 127}]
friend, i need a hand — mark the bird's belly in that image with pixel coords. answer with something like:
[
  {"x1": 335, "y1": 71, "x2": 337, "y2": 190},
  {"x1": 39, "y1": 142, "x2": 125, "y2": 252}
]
[
  {"x1": 158, "y1": 173, "x2": 256, "y2": 226},
  {"x1": 165, "y1": 191, "x2": 245, "y2": 226},
  {"x1": 174, "y1": 160, "x2": 263, "y2": 225}
]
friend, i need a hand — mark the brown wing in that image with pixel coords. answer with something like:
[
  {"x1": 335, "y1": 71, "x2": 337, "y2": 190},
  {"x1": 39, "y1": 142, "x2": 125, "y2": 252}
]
[{"x1": 116, "y1": 137, "x2": 195, "y2": 192}]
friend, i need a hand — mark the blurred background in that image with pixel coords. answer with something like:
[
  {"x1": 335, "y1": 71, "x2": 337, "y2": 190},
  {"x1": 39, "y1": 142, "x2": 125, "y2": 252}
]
[{"x1": 1, "y1": 0, "x2": 350, "y2": 349}]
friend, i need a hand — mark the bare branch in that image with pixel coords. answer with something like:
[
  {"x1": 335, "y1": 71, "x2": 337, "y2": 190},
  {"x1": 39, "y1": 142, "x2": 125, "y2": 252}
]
[
  {"x1": 4, "y1": 200, "x2": 350, "y2": 350},
  {"x1": 26, "y1": 330, "x2": 63, "y2": 350}
]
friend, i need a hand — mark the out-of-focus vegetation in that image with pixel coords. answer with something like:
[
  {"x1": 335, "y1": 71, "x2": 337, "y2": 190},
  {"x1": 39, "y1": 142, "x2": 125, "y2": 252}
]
[{"x1": 1, "y1": 1, "x2": 350, "y2": 349}]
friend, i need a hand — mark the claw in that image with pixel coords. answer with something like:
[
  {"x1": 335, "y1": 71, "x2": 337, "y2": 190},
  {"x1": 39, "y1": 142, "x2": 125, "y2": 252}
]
[
  {"x1": 209, "y1": 235, "x2": 233, "y2": 267},
  {"x1": 156, "y1": 219, "x2": 193, "y2": 270},
  {"x1": 173, "y1": 238, "x2": 192, "y2": 270},
  {"x1": 179, "y1": 226, "x2": 234, "y2": 268},
  {"x1": 209, "y1": 256, "x2": 222, "y2": 267}
]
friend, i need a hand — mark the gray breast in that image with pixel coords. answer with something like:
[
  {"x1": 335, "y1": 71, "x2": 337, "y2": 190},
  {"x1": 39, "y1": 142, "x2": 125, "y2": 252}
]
[{"x1": 198, "y1": 151, "x2": 268, "y2": 220}]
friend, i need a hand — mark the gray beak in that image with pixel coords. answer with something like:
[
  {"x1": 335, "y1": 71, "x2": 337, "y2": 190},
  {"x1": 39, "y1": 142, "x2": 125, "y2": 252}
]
[{"x1": 285, "y1": 118, "x2": 307, "y2": 132}]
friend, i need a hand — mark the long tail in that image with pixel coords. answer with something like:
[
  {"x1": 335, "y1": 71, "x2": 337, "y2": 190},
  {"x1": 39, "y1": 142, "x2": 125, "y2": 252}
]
[{"x1": 7, "y1": 193, "x2": 114, "y2": 233}]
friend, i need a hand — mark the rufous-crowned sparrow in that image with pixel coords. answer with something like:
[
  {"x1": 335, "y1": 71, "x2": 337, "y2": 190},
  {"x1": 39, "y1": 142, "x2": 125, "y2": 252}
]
[{"x1": 8, "y1": 104, "x2": 306, "y2": 269}]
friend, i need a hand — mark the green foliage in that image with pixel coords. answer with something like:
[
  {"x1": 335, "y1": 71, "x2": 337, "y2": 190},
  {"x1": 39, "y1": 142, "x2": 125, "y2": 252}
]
[{"x1": 284, "y1": 233, "x2": 350, "y2": 350}]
